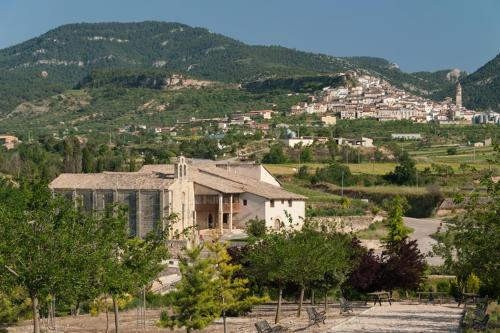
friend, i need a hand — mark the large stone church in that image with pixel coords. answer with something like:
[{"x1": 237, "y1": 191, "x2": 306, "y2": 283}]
[{"x1": 49, "y1": 157, "x2": 306, "y2": 243}]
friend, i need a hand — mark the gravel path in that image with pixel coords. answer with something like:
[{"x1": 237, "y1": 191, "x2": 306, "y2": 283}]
[{"x1": 327, "y1": 303, "x2": 464, "y2": 333}]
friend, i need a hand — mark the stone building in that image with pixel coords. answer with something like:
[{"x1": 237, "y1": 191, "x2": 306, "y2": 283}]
[{"x1": 49, "y1": 157, "x2": 306, "y2": 243}]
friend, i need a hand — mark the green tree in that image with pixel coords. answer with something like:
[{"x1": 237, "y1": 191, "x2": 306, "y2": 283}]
[
  {"x1": 262, "y1": 145, "x2": 287, "y2": 164},
  {"x1": 384, "y1": 152, "x2": 417, "y2": 185},
  {"x1": 246, "y1": 231, "x2": 294, "y2": 323},
  {"x1": 159, "y1": 245, "x2": 218, "y2": 333},
  {"x1": 82, "y1": 146, "x2": 95, "y2": 173},
  {"x1": 101, "y1": 211, "x2": 169, "y2": 333},
  {"x1": 0, "y1": 179, "x2": 107, "y2": 333},
  {"x1": 206, "y1": 241, "x2": 267, "y2": 333},
  {"x1": 434, "y1": 147, "x2": 500, "y2": 297},
  {"x1": 383, "y1": 196, "x2": 411, "y2": 246}
]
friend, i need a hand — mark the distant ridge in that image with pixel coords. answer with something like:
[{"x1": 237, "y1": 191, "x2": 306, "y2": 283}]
[{"x1": 0, "y1": 21, "x2": 496, "y2": 113}]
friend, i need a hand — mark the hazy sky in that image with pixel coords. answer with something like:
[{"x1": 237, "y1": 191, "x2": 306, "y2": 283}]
[{"x1": 0, "y1": 0, "x2": 499, "y2": 72}]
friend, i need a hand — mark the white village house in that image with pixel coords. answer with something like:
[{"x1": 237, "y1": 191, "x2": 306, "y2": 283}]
[{"x1": 49, "y1": 157, "x2": 306, "y2": 244}]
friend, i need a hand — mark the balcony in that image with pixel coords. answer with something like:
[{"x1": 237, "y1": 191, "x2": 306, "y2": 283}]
[{"x1": 195, "y1": 202, "x2": 240, "y2": 213}]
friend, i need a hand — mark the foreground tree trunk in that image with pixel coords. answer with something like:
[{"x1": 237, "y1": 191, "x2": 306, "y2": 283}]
[
  {"x1": 324, "y1": 289, "x2": 328, "y2": 312},
  {"x1": 74, "y1": 300, "x2": 80, "y2": 316},
  {"x1": 31, "y1": 293, "x2": 40, "y2": 333},
  {"x1": 105, "y1": 304, "x2": 109, "y2": 333},
  {"x1": 311, "y1": 289, "x2": 315, "y2": 305},
  {"x1": 297, "y1": 286, "x2": 305, "y2": 317},
  {"x1": 112, "y1": 296, "x2": 119, "y2": 333},
  {"x1": 275, "y1": 288, "x2": 283, "y2": 324}
]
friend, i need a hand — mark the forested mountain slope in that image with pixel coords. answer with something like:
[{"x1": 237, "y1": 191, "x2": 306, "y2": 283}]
[{"x1": 2, "y1": 21, "x2": 489, "y2": 115}]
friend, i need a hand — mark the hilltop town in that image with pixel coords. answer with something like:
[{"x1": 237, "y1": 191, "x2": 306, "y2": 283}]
[{"x1": 289, "y1": 71, "x2": 498, "y2": 124}]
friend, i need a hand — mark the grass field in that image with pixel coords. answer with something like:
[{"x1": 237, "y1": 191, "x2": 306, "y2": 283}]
[
  {"x1": 281, "y1": 181, "x2": 341, "y2": 203},
  {"x1": 265, "y1": 154, "x2": 494, "y2": 176},
  {"x1": 356, "y1": 220, "x2": 388, "y2": 240}
]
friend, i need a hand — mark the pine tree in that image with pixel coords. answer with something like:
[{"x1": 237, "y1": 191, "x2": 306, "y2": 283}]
[
  {"x1": 383, "y1": 195, "x2": 411, "y2": 247},
  {"x1": 159, "y1": 245, "x2": 219, "y2": 333},
  {"x1": 206, "y1": 241, "x2": 267, "y2": 333}
]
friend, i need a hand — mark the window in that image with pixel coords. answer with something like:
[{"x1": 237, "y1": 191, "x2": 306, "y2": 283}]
[
  {"x1": 243, "y1": 199, "x2": 247, "y2": 206},
  {"x1": 288, "y1": 200, "x2": 293, "y2": 207},
  {"x1": 270, "y1": 200, "x2": 275, "y2": 208}
]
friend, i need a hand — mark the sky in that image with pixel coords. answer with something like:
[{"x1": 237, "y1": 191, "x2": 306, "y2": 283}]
[{"x1": 0, "y1": 0, "x2": 499, "y2": 73}]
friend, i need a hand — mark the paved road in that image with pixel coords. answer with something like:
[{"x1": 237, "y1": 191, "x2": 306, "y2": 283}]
[
  {"x1": 404, "y1": 217, "x2": 445, "y2": 266},
  {"x1": 327, "y1": 303, "x2": 463, "y2": 332}
]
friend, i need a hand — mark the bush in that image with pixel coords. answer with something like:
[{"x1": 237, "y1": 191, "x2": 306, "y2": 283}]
[
  {"x1": 436, "y1": 280, "x2": 451, "y2": 293},
  {"x1": 315, "y1": 162, "x2": 356, "y2": 186},
  {"x1": 262, "y1": 145, "x2": 287, "y2": 164},
  {"x1": 465, "y1": 273, "x2": 481, "y2": 294},
  {"x1": 246, "y1": 218, "x2": 266, "y2": 238},
  {"x1": 446, "y1": 147, "x2": 457, "y2": 155},
  {"x1": 327, "y1": 188, "x2": 443, "y2": 218}
]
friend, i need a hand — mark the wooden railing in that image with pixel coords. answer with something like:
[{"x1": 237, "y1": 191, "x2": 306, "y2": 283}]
[{"x1": 195, "y1": 202, "x2": 240, "y2": 213}]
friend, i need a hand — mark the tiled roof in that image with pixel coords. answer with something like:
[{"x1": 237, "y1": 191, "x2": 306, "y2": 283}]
[
  {"x1": 51, "y1": 161, "x2": 307, "y2": 200},
  {"x1": 195, "y1": 166, "x2": 306, "y2": 200},
  {"x1": 49, "y1": 172, "x2": 174, "y2": 190}
]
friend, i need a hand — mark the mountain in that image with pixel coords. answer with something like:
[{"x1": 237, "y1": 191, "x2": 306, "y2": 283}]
[
  {"x1": 457, "y1": 53, "x2": 499, "y2": 110},
  {"x1": 0, "y1": 21, "x2": 469, "y2": 115}
]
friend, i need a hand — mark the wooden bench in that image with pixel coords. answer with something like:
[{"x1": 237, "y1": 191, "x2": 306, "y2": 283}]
[
  {"x1": 306, "y1": 307, "x2": 326, "y2": 326},
  {"x1": 254, "y1": 320, "x2": 288, "y2": 333},
  {"x1": 339, "y1": 297, "x2": 354, "y2": 314}
]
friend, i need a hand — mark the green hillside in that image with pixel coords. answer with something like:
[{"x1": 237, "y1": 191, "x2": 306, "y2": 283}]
[
  {"x1": 0, "y1": 21, "x2": 467, "y2": 113},
  {"x1": 0, "y1": 21, "x2": 498, "y2": 118}
]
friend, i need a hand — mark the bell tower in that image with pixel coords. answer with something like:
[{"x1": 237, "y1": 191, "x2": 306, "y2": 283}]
[
  {"x1": 455, "y1": 81, "x2": 462, "y2": 109},
  {"x1": 174, "y1": 155, "x2": 188, "y2": 181}
]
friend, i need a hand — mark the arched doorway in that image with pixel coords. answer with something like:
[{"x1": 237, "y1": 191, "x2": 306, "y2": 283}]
[{"x1": 273, "y1": 218, "x2": 281, "y2": 231}]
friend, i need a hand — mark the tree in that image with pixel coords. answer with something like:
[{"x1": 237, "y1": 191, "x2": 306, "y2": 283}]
[
  {"x1": 383, "y1": 196, "x2": 411, "y2": 247},
  {"x1": 246, "y1": 231, "x2": 294, "y2": 323},
  {"x1": 384, "y1": 151, "x2": 417, "y2": 185},
  {"x1": 314, "y1": 162, "x2": 354, "y2": 186},
  {"x1": 344, "y1": 239, "x2": 381, "y2": 293},
  {"x1": 434, "y1": 146, "x2": 500, "y2": 298},
  {"x1": 206, "y1": 241, "x2": 267, "y2": 333},
  {"x1": 159, "y1": 245, "x2": 218, "y2": 333},
  {"x1": 82, "y1": 146, "x2": 95, "y2": 173},
  {"x1": 293, "y1": 225, "x2": 353, "y2": 315},
  {"x1": 0, "y1": 179, "x2": 109, "y2": 333},
  {"x1": 378, "y1": 239, "x2": 426, "y2": 294},
  {"x1": 246, "y1": 218, "x2": 266, "y2": 238},
  {"x1": 262, "y1": 145, "x2": 287, "y2": 164},
  {"x1": 101, "y1": 211, "x2": 169, "y2": 333},
  {"x1": 299, "y1": 147, "x2": 313, "y2": 163}
]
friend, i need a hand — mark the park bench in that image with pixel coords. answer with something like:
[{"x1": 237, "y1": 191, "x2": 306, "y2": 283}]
[
  {"x1": 471, "y1": 314, "x2": 489, "y2": 331},
  {"x1": 417, "y1": 291, "x2": 447, "y2": 305},
  {"x1": 306, "y1": 307, "x2": 326, "y2": 326},
  {"x1": 339, "y1": 297, "x2": 354, "y2": 314},
  {"x1": 254, "y1": 320, "x2": 288, "y2": 333}
]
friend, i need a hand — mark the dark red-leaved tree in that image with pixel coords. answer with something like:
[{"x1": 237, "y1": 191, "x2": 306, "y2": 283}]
[
  {"x1": 378, "y1": 238, "x2": 426, "y2": 294},
  {"x1": 344, "y1": 239, "x2": 382, "y2": 293}
]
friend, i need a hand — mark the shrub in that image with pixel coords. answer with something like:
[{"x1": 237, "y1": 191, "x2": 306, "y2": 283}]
[
  {"x1": 465, "y1": 273, "x2": 481, "y2": 294},
  {"x1": 246, "y1": 218, "x2": 266, "y2": 238},
  {"x1": 436, "y1": 280, "x2": 450, "y2": 293},
  {"x1": 315, "y1": 162, "x2": 356, "y2": 186},
  {"x1": 446, "y1": 147, "x2": 457, "y2": 155}
]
